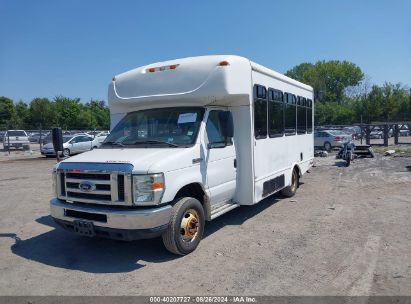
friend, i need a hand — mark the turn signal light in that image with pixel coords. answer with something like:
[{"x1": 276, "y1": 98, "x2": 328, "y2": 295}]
[{"x1": 151, "y1": 182, "x2": 164, "y2": 190}]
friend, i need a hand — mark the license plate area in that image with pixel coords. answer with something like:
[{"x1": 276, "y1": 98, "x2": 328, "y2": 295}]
[{"x1": 73, "y1": 220, "x2": 95, "y2": 237}]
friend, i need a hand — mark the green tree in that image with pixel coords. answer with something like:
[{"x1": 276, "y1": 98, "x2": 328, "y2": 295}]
[
  {"x1": 28, "y1": 97, "x2": 55, "y2": 129},
  {"x1": 12, "y1": 100, "x2": 29, "y2": 128},
  {"x1": 86, "y1": 99, "x2": 110, "y2": 130},
  {"x1": 286, "y1": 60, "x2": 364, "y2": 103},
  {"x1": 53, "y1": 96, "x2": 82, "y2": 130},
  {"x1": 0, "y1": 96, "x2": 15, "y2": 129}
]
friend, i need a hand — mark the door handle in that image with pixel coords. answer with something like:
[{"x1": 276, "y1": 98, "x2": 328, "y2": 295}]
[
  {"x1": 234, "y1": 159, "x2": 237, "y2": 168},
  {"x1": 192, "y1": 158, "x2": 203, "y2": 164}
]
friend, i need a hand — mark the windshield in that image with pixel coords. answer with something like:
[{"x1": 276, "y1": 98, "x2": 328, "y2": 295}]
[
  {"x1": 6, "y1": 131, "x2": 26, "y2": 137},
  {"x1": 103, "y1": 107, "x2": 205, "y2": 148},
  {"x1": 63, "y1": 136, "x2": 73, "y2": 143}
]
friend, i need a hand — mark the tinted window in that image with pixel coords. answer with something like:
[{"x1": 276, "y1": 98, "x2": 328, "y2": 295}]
[
  {"x1": 284, "y1": 93, "x2": 296, "y2": 135},
  {"x1": 297, "y1": 96, "x2": 307, "y2": 135},
  {"x1": 254, "y1": 85, "x2": 267, "y2": 139},
  {"x1": 6, "y1": 131, "x2": 26, "y2": 137},
  {"x1": 268, "y1": 89, "x2": 284, "y2": 137},
  {"x1": 307, "y1": 99, "x2": 313, "y2": 133}
]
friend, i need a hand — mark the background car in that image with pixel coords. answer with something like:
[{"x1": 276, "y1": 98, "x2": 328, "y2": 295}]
[
  {"x1": 399, "y1": 125, "x2": 409, "y2": 136},
  {"x1": 342, "y1": 126, "x2": 362, "y2": 139},
  {"x1": 93, "y1": 131, "x2": 110, "y2": 143},
  {"x1": 28, "y1": 133, "x2": 43, "y2": 143},
  {"x1": 369, "y1": 128, "x2": 383, "y2": 139},
  {"x1": 314, "y1": 130, "x2": 351, "y2": 151},
  {"x1": 2, "y1": 130, "x2": 30, "y2": 150},
  {"x1": 41, "y1": 134, "x2": 101, "y2": 157}
]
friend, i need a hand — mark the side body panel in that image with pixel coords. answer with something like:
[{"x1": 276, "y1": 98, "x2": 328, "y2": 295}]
[{"x1": 251, "y1": 71, "x2": 314, "y2": 204}]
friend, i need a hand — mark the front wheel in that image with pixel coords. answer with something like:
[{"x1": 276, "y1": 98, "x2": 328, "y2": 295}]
[
  {"x1": 281, "y1": 168, "x2": 299, "y2": 197},
  {"x1": 324, "y1": 142, "x2": 332, "y2": 152},
  {"x1": 162, "y1": 197, "x2": 205, "y2": 255}
]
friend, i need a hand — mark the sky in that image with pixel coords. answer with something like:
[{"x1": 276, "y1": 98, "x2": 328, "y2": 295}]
[{"x1": 0, "y1": 0, "x2": 410, "y2": 103}]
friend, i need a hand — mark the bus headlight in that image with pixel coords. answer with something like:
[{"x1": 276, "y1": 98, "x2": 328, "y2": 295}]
[{"x1": 132, "y1": 173, "x2": 165, "y2": 205}]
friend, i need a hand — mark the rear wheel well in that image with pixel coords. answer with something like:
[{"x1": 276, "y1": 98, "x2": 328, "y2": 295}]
[{"x1": 294, "y1": 165, "x2": 301, "y2": 177}]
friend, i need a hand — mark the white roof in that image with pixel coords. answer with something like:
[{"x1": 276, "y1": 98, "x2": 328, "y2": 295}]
[{"x1": 108, "y1": 55, "x2": 312, "y2": 113}]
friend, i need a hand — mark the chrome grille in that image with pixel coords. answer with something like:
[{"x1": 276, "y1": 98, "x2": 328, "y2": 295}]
[{"x1": 57, "y1": 171, "x2": 130, "y2": 205}]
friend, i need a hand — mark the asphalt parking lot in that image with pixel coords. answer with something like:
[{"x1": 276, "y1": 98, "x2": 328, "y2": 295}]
[{"x1": 0, "y1": 152, "x2": 410, "y2": 296}]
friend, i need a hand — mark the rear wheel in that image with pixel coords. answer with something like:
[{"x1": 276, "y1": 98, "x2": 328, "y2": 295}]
[
  {"x1": 281, "y1": 168, "x2": 299, "y2": 197},
  {"x1": 324, "y1": 142, "x2": 332, "y2": 152},
  {"x1": 162, "y1": 197, "x2": 205, "y2": 255}
]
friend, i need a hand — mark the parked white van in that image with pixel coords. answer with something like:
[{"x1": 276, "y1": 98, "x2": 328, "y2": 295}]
[{"x1": 50, "y1": 55, "x2": 314, "y2": 255}]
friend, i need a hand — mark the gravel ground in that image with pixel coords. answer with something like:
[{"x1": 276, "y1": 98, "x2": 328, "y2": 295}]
[{"x1": 0, "y1": 154, "x2": 410, "y2": 296}]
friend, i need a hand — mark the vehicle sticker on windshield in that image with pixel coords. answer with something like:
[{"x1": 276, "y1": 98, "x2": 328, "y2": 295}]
[
  {"x1": 177, "y1": 113, "x2": 197, "y2": 124},
  {"x1": 187, "y1": 131, "x2": 193, "y2": 136}
]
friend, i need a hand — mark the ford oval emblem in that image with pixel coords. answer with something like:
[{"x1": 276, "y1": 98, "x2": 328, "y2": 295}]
[{"x1": 79, "y1": 181, "x2": 96, "y2": 192}]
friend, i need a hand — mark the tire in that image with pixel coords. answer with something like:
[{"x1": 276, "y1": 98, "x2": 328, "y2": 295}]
[
  {"x1": 281, "y1": 168, "x2": 299, "y2": 197},
  {"x1": 23, "y1": 145, "x2": 30, "y2": 151},
  {"x1": 324, "y1": 142, "x2": 332, "y2": 152},
  {"x1": 162, "y1": 197, "x2": 205, "y2": 255},
  {"x1": 62, "y1": 148, "x2": 70, "y2": 157},
  {"x1": 92, "y1": 146, "x2": 98, "y2": 150}
]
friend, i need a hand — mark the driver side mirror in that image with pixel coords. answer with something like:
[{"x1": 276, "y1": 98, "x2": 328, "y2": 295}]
[
  {"x1": 218, "y1": 111, "x2": 234, "y2": 138},
  {"x1": 52, "y1": 128, "x2": 63, "y2": 152}
]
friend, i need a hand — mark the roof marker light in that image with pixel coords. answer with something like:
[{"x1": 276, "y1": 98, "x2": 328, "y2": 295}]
[
  {"x1": 145, "y1": 64, "x2": 180, "y2": 74},
  {"x1": 112, "y1": 76, "x2": 116, "y2": 81},
  {"x1": 218, "y1": 60, "x2": 230, "y2": 66}
]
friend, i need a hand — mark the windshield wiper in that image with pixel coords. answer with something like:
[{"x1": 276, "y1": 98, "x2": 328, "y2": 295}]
[
  {"x1": 128, "y1": 140, "x2": 180, "y2": 147},
  {"x1": 102, "y1": 141, "x2": 125, "y2": 147}
]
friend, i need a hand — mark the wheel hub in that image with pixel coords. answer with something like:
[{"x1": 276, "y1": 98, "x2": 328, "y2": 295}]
[{"x1": 180, "y1": 209, "x2": 199, "y2": 242}]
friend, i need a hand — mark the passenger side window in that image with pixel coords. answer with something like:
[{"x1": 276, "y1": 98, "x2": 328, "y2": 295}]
[
  {"x1": 254, "y1": 84, "x2": 267, "y2": 139},
  {"x1": 206, "y1": 110, "x2": 232, "y2": 147},
  {"x1": 307, "y1": 99, "x2": 313, "y2": 133},
  {"x1": 297, "y1": 96, "x2": 307, "y2": 135},
  {"x1": 284, "y1": 93, "x2": 296, "y2": 136},
  {"x1": 268, "y1": 88, "x2": 284, "y2": 137}
]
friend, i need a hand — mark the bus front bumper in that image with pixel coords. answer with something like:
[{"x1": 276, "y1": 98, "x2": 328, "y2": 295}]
[{"x1": 50, "y1": 198, "x2": 172, "y2": 240}]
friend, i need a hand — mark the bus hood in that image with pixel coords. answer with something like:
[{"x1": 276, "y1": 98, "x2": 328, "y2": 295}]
[{"x1": 59, "y1": 147, "x2": 199, "y2": 174}]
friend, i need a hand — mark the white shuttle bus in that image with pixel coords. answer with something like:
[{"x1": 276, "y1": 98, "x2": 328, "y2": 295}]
[{"x1": 50, "y1": 55, "x2": 314, "y2": 255}]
